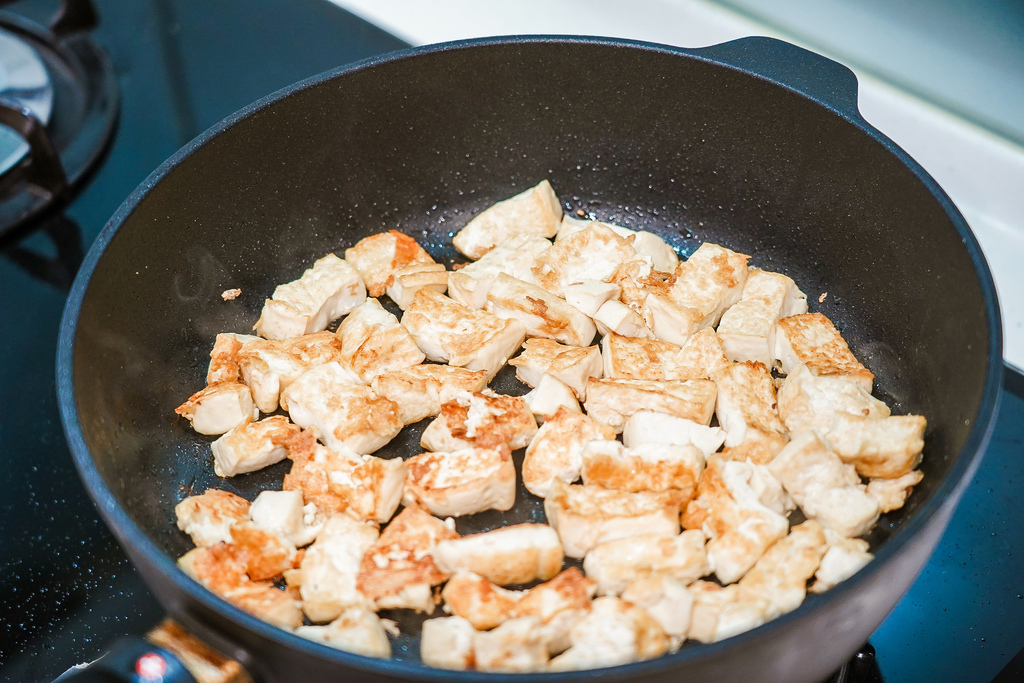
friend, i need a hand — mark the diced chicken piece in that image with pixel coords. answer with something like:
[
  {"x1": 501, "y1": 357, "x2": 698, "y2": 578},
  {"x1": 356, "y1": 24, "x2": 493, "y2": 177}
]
[
  {"x1": 581, "y1": 440, "x2": 704, "y2": 501},
  {"x1": 532, "y1": 223, "x2": 638, "y2": 297},
  {"x1": 421, "y1": 616, "x2": 477, "y2": 670},
  {"x1": 582, "y1": 530, "x2": 709, "y2": 596},
  {"x1": 674, "y1": 328, "x2": 731, "y2": 379},
  {"x1": 335, "y1": 298, "x2": 425, "y2": 383},
  {"x1": 737, "y1": 520, "x2": 827, "y2": 619},
  {"x1": 716, "y1": 269, "x2": 807, "y2": 367},
  {"x1": 777, "y1": 364, "x2": 890, "y2": 437},
  {"x1": 602, "y1": 333, "x2": 685, "y2": 381},
  {"x1": 453, "y1": 180, "x2": 562, "y2": 259},
  {"x1": 420, "y1": 390, "x2": 537, "y2": 452},
  {"x1": 822, "y1": 413, "x2": 926, "y2": 479},
  {"x1": 249, "y1": 490, "x2": 323, "y2": 548},
  {"x1": 175, "y1": 382, "x2": 257, "y2": 436},
  {"x1": 211, "y1": 416, "x2": 301, "y2": 477},
  {"x1": 711, "y1": 361, "x2": 786, "y2": 454},
  {"x1": 584, "y1": 378, "x2": 718, "y2": 432},
  {"x1": 285, "y1": 513, "x2": 379, "y2": 622},
  {"x1": 283, "y1": 431, "x2": 406, "y2": 524},
  {"x1": 401, "y1": 289, "x2": 527, "y2": 381},
  {"x1": 681, "y1": 458, "x2": 790, "y2": 584},
  {"x1": 544, "y1": 480, "x2": 680, "y2": 559},
  {"x1": 442, "y1": 571, "x2": 523, "y2": 630},
  {"x1": 236, "y1": 331, "x2": 345, "y2": 413},
  {"x1": 404, "y1": 445, "x2": 517, "y2": 517},
  {"x1": 717, "y1": 430, "x2": 790, "y2": 466},
  {"x1": 484, "y1": 273, "x2": 596, "y2": 347},
  {"x1": 621, "y1": 574, "x2": 693, "y2": 648},
  {"x1": 357, "y1": 505, "x2": 458, "y2": 612},
  {"x1": 556, "y1": 220, "x2": 679, "y2": 275},
  {"x1": 866, "y1": 470, "x2": 924, "y2": 513},
  {"x1": 432, "y1": 523, "x2": 564, "y2": 586},
  {"x1": 768, "y1": 431, "x2": 880, "y2": 538},
  {"x1": 179, "y1": 522, "x2": 297, "y2": 583},
  {"x1": 687, "y1": 580, "x2": 768, "y2": 643},
  {"x1": 207, "y1": 333, "x2": 260, "y2": 384},
  {"x1": 622, "y1": 411, "x2": 726, "y2": 458},
  {"x1": 294, "y1": 606, "x2": 391, "y2": 658},
  {"x1": 279, "y1": 362, "x2": 403, "y2": 455},
  {"x1": 594, "y1": 300, "x2": 655, "y2": 339},
  {"x1": 522, "y1": 407, "x2": 616, "y2": 498},
  {"x1": 344, "y1": 229, "x2": 436, "y2": 298},
  {"x1": 554, "y1": 214, "x2": 593, "y2": 241},
  {"x1": 255, "y1": 254, "x2": 366, "y2": 340},
  {"x1": 510, "y1": 567, "x2": 597, "y2": 654},
  {"x1": 370, "y1": 364, "x2": 488, "y2": 425},
  {"x1": 607, "y1": 257, "x2": 672, "y2": 313},
  {"x1": 474, "y1": 617, "x2": 550, "y2": 673},
  {"x1": 810, "y1": 529, "x2": 874, "y2": 593},
  {"x1": 447, "y1": 233, "x2": 552, "y2": 309},
  {"x1": 386, "y1": 262, "x2": 448, "y2": 310},
  {"x1": 523, "y1": 374, "x2": 580, "y2": 420},
  {"x1": 562, "y1": 280, "x2": 621, "y2": 317},
  {"x1": 775, "y1": 313, "x2": 874, "y2": 392},
  {"x1": 548, "y1": 597, "x2": 668, "y2": 671},
  {"x1": 507, "y1": 337, "x2": 602, "y2": 400},
  {"x1": 175, "y1": 489, "x2": 250, "y2": 548}
]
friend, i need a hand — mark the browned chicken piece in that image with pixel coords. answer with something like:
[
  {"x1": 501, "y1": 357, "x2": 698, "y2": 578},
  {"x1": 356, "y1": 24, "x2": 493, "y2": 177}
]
[
  {"x1": 548, "y1": 596, "x2": 668, "y2": 671},
  {"x1": 810, "y1": 529, "x2": 874, "y2": 593},
  {"x1": 335, "y1": 298, "x2": 425, "y2": 383},
  {"x1": 593, "y1": 300, "x2": 655, "y2": 339},
  {"x1": 227, "y1": 522, "x2": 300, "y2": 581},
  {"x1": 248, "y1": 489, "x2": 323, "y2": 547},
  {"x1": 675, "y1": 328, "x2": 731, "y2": 379},
  {"x1": 386, "y1": 262, "x2": 449, "y2": 310},
  {"x1": 544, "y1": 480, "x2": 680, "y2": 558},
  {"x1": 344, "y1": 229, "x2": 437, "y2": 298},
  {"x1": 294, "y1": 606, "x2": 392, "y2": 658},
  {"x1": 420, "y1": 390, "x2": 538, "y2": 452},
  {"x1": 484, "y1": 273, "x2": 597, "y2": 347},
  {"x1": 621, "y1": 410, "x2": 726, "y2": 458},
  {"x1": 561, "y1": 279, "x2": 622, "y2": 317},
  {"x1": 601, "y1": 333, "x2": 690, "y2": 381},
  {"x1": 509, "y1": 567, "x2": 598, "y2": 654},
  {"x1": 175, "y1": 382, "x2": 257, "y2": 436},
  {"x1": 441, "y1": 571, "x2": 523, "y2": 630},
  {"x1": 473, "y1": 617, "x2": 550, "y2": 673},
  {"x1": 370, "y1": 364, "x2": 489, "y2": 425},
  {"x1": 866, "y1": 470, "x2": 924, "y2": 512},
  {"x1": 737, "y1": 520, "x2": 827, "y2": 619},
  {"x1": 522, "y1": 374, "x2": 581, "y2": 420},
  {"x1": 711, "y1": 361, "x2": 787, "y2": 463},
  {"x1": 556, "y1": 217, "x2": 678, "y2": 272},
  {"x1": 403, "y1": 445, "x2": 517, "y2": 517},
  {"x1": 207, "y1": 333, "x2": 260, "y2": 384},
  {"x1": 580, "y1": 440, "x2": 704, "y2": 502},
  {"x1": 716, "y1": 268, "x2": 808, "y2": 367},
  {"x1": 507, "y1": 337, "x2": 603, "y2": 400},
  {"x1": 175, "y1": 489, "x2": 250, "y2": 548},
  {"x1": 449, "y1": 233, "x2": 553, "y2": 308},
  {"x1": 357, "y1": 505, "x2": 459, "y2": 613},
  {"x1": 522, "y1": 407, "x2": 617, "y2": 498},
  {"x1": 531, "y1": 223, "x2": 638, "y2": 297},
  {"x1": 687, "y1": 580, "x2": 768, "y2": 644},
  {"x1": 235, "y1": 330, "x2": 346, "y2": 413},
  {"x1": 822, "y1": 413, "x2": 926, "y2": 479},
  {"x1": 777, "y1": 364, "x2": 890, "y2": 437},
  {"x1": 620, "y1": 574, "x2": 694, "y2": 649},
  {"x1": 606, "y1": 257, "x2": 674, "y2": 313},
  {"x1": 452, "y1": 180, "x2": 562, "y2": 260},
  {"x1": 583, "y1": 377, "x2": 718, "y2": 432},
  {"x1": 432, "y1": 523, "x2": 564, "y2": 586},
  {"x1": 420, "y1": 616, "x2": 477, "y2": 670},
  {"x1": 775, "y1": 312, "x2": 874, "y2": 392},
  {"x1": 210, "y1": 415, "x2": 302, "y2": 477},
  {"x1": 582, "y1": 530, "x2": 709, "y2": 596}
]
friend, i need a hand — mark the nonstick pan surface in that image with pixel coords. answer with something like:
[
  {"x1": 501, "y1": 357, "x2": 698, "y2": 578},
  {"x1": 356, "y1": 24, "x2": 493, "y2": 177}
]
[{"x1": 58, "y1": 36, "x2": 1002, "y2": 682}]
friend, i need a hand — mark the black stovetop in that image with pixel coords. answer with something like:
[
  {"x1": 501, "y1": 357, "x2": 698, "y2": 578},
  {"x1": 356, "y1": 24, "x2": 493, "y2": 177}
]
[{"x1": 0, "y1": 1, "x2": 1020, "y2": 681}]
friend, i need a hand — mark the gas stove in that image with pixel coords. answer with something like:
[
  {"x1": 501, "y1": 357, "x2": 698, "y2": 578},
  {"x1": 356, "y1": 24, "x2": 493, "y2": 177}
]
[{"x1": 0, "y1": 1, "x2": 1021, "y2": 682}]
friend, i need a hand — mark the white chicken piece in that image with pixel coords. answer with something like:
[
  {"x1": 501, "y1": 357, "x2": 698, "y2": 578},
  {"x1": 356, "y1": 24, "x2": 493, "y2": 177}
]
[
  {"x1": 580, "y1": 440, "x2": 705, "y2": 501},
  {"x1": 711, "y1": 361, "x2": 786, "y2": 458},
  {"x1": 554, "y1": 213, "x2": 592, "y2": 241},
  {"x1": 210, "y1": 415, "x2": 301, "y2": 477},
  {"x1": 285, "y1": 513, "x2": 380, "y2": 623},
  {"x1": 255, "y1": 254, "x2": 366, "y2": 340},
  {"x1": 548, "y1": 597, "x2": 668, "y2": 671},
  {"x1": 716, "y1": 268, "x2": 807, "y2": 367},
  {"x1": 403, "y1": 445, "x2": 517, "y2": 517},
  {"x1": 370, "y1": 364, "x2": 488, "y2": 425},
  {"x1": 343, "y1": 229, "x2": 437, "y2": 298},
  {"x1": 386, "y1": 262, "x2": 448, "y2": 310},
  {"x1": 175, "y1": 382, "x2": 257, "y2": 436},
  {"x1": 681, "y1": 458, "x2": 790, "y2": 584},
  {"x1": 594, "y1": 300, "x2": 655, "y2": 339},
  {"x1": 737, "y1": 520, "x2": 827, "y2": 620},
  {"x1": 453, "y1": 180, "x2": 562, "y2": 259},
  {"x1": 556, "y1": 218, "x2": 679, "y2": 273},
  {"x1": 621, "y1": 411, "x2": 726, "y2": 459},
  {"x1": 356, "y1": 504, "x2": 459, "y2": 612},
  {"x1": 236, "y1": 331, "x2": 345, "y2": 413},
  {"x1": 283, "y1": 431, "x2": 406, "y2": 525},
  {"x1": 401, "y1": 288, "x2": 527, "y2": 381},
  {"x1": 207, "y1": 333, "x2": 260, "y2": 384},
  {"x1": 582, "y1": 530, "x2": 709, "y2": 596},
  {"x1": 522, "y1": 407, "x2": 616, "y2": 498},
  {"x1": 768, "y1": 431, "x2": 880, "y2": 538},
  {"x1": 334, "y1": 298, "x2": 425, "y2": 383},
  {"x1": 866, "y1": 470, "x2": 923, "y2": 513},
  {"x1": 522, "y1": 374, "x2": 581, "y2": 420},
  {"x1": 621, "y1": 574, "x2": 693, "y2": 649},
  {"x1": 509, "y1": 567, "x2": 597, "y2": 655},
  {"x1": 601, "y1": 333, "x2": 687, "y2": 381},
  {"x1": 674, "y1": 328, "x2": 731, "y2": 379},
  {"x1": 822, "y1": 413, "x2": 926, "y2": 479},
  {"x1": 544, "y1": 480, "x2": 680, "y2": 559},
  {"x1": 420, "y1": 390, "x2": 538, "y2": 452},
  {"x1": 441, "y1": 571, "x2": 524, "y2": 630},
  {"x1": 248, "y1": 489, "x2": 323, "y2": 547},
  {"x1": 686, "y1": 580, "x2": 768, "y2": 644},
  {"x1": 484, "y1": 273, "x2": 596, "y2": 347},
  {"x1": 532, "y1": 223, "x2": 638, "y2": 297},
  {"x1": 175, "y1": 489, "x2": 250, "y2": 548},
  {"x1": 474, "y1": 617, "x2": 550, "y2": 673},
  {"x1": 279, "y1": 362, "x2": 403, "y2": 455},
  {"x1": 583, "y1": 377, "x2": 718, "y2": 432},
  {"x1": 810, "y1": 529, "x2": 874, "y2": 593},
  {"x1": 294, "y1": 606, "x2": 391, "y2": 658},
  {"x1": 777, "y1": 363, "x2": 890, "y2": 437},
  {"x1": 562, "y1": 279, "x2": 622, "y2": 317},
  {"x1": 431, "y1": 523, "x2": 564, "y2": 586},
  {"x1": 606, "y1": 257, "x2": 671, "y2": 313},
  {"x1": 507, "y1": 337, "x2": 602, "y2": 400},
  {"x1": 420, "y1": 616, "x2": 477, "y2": 670},
  {"x1": 775, "y1": 312, "x2": 875, "y2": 392},
  {"x1": 447, "y1": 233, "x2": 552, "y2": 309}
]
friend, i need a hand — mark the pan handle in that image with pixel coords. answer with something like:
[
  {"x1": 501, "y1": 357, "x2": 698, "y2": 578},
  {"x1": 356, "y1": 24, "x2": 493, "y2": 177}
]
[{"x1": 693, "y1": 36, "x2": 861, "y2": 119}]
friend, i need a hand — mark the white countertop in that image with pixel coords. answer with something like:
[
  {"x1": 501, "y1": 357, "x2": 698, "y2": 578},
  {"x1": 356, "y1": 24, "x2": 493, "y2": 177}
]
[{"x1": 333, "y1": 0, "x2": 1024, "y2": 371}]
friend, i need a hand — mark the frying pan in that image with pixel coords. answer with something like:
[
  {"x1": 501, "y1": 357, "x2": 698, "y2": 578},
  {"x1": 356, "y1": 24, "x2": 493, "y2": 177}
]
[{"x1": 56, "y1": 36, "x2": 1002, "y2": 683}]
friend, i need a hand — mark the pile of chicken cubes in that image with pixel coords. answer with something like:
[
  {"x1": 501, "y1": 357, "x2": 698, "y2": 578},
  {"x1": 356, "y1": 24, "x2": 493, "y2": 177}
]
[{"x1": 173, "y1": 180, "x2": 926, "y2": 672}]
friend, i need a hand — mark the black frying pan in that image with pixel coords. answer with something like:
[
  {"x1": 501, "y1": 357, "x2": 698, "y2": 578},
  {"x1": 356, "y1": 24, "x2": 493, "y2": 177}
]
[{"x1": 57, "y1": 36, "x2": 1002, "y2": 683}]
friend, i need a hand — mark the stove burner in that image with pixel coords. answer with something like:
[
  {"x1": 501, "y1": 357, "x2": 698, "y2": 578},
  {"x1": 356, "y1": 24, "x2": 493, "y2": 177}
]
[{"x1": 0, "y1": 29, "x2": 54, "y2": 177}]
